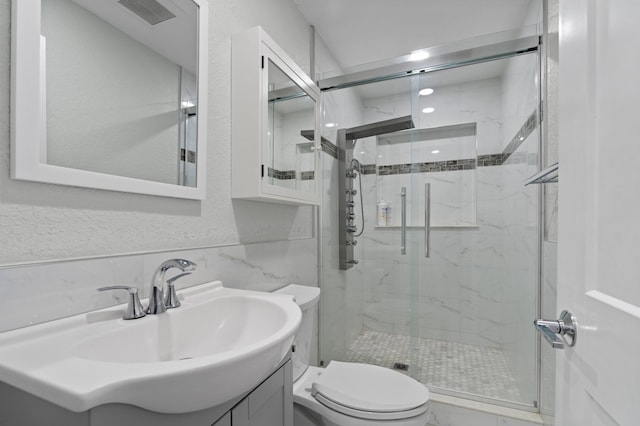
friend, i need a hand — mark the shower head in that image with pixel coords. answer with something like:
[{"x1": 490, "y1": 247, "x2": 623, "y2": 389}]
[
  {"x1": 300, "y1": 130, "x2": 314, "y2": 141},
  {"x1": 345, "y1": 115, "x2": 414, "y2": 140}
]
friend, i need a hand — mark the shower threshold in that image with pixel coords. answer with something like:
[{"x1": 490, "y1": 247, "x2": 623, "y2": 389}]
[{"x1": 344, "y1": 330, "x2": 523, "y2": 403}]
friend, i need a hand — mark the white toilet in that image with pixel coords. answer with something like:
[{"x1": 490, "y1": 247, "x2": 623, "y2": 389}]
[{"x1": 275, "y1": 285, "x2": 430, "y2": 426}]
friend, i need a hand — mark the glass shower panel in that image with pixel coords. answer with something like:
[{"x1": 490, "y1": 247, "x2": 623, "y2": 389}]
[
  {"x1": 409, "y1": 54, "x2": 539, "y2": 406},
  {"x1": 319, "y1": 51, "x2": 540, "y2": 408}
]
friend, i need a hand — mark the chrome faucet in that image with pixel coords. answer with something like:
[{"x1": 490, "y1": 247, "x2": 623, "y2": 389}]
[{"x1": 147, "y1": 259, "x2": 197, "y2": 314}]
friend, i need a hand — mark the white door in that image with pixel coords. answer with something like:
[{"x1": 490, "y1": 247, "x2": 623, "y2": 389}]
[{"x1": 558, "y1": 0, "x2": 640, "y2": 425}]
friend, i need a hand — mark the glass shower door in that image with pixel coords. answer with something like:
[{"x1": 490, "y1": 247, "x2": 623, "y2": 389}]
[{"x1": 320, "y1": 47, "x2": 541, "y2": 409}]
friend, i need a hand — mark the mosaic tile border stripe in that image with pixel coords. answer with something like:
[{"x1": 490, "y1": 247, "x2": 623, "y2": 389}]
[
  {"x1": 267, "y1": 168, "x2": 315, "y2": 181},
  {"x1": 267, "y1": 110, "x2": 539, "y2": 181},
  {"x1": 300, "y1": 171, "x2": 315, "y2": 181},
  {"x1": 267, "y1": 167, "x2": 296, "y2": 180},
  {"x1": 501, "y1": 110, "x2": 538, "y2": 163},
  {"x1": 376, "y1": 159, "x2": 476, "y2": 175},
  {"x1": 324, "y1": 110, "x2": 538, "y2": 175}
]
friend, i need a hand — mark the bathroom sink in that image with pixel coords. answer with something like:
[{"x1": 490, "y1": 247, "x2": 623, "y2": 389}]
[
  {"x1": 75, "y1": 294, "x2": 292, "y2": 363},
  {"x1": 0, "y1": 281, "x2": 301, "y2": 414}
]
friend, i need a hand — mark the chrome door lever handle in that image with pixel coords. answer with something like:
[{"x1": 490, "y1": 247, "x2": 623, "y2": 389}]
[
  {"x1": 534, "y1": 310, "x2": 577, "y2": 349},
  {"x1": 534, "y1": 320, "x2": 565, "y2": 349}
]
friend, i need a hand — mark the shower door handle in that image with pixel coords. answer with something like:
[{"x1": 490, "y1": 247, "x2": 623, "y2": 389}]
[
  {"x1": 400, "y1": 187, "x2": 406, "y2": 255},
  {"x1": 534, "y1": 310, "x2": 577, "y2": 349},
  {"x1": 424, "y1": 183, "x2": 431, "y2": 258}
]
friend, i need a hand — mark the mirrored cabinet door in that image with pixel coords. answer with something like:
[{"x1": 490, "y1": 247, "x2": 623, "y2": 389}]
[
  {"x1": 265, "y1": 59, "x2": 317, "y2": 195},
  {"x1": 232, "y1": 26, "x2": 320, "y2": 206}
]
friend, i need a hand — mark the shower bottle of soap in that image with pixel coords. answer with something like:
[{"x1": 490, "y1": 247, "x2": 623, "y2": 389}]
[
  {"x1": 377, "y1": 200, "x2": 387, "y2": 226},
  {"x1": 385, "y1": 203, "x2": 392, "y2": 226}
]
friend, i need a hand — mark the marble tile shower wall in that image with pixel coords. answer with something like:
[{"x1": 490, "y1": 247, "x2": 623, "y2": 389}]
[
  {"x1": 359, "y1": 78, "x2": 504, "y2": 158},
  {"x1": 0, "y1": 239, "x2": 317, "y2": 333},
  {"x1": 357, "y1": 166, "x2": 505, "y2": 348},
  {"x1": 347, "y1": 76, "x2": 508, "y2": 349}
]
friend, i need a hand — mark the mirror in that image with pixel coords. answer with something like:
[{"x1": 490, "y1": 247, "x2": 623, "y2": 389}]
[
  {"x1": 266, "y1": 59, "x2": 316, "y2": 194},
  {"x1": 11, "y1": 0, "x2": 209, "y2": 199}
]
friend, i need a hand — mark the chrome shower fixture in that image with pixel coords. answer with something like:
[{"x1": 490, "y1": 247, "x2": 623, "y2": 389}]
[{"x1": 338, "y1": 116, "x2": 414, "y2": 270}]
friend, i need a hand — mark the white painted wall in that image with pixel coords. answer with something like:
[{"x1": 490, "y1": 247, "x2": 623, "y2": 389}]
[{"x1": 0, "y1": 0, "x2": 316, "y2": 266}]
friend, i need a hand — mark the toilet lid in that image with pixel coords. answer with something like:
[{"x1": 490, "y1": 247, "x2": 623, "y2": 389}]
[{"x1": 311, "y1": 361, "x2": 429, "y2": 419}]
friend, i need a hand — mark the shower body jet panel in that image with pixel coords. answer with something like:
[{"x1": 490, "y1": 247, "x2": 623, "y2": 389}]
[
  {"x1": 338, "y1": 116, "x2": 414, "y2": 270},
  {"x1": 338, "y1": 128, "x2": 356, "y2": 270}
]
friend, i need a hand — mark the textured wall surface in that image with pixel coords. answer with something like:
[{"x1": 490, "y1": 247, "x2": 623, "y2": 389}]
[{"x1": 0, "y1": 0, "x2": 315, "y2": 265}]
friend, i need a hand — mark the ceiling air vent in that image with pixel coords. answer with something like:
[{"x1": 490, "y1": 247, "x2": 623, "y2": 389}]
[{"x1": 118, "y1": 0, "x2": 176, "y2": 26}]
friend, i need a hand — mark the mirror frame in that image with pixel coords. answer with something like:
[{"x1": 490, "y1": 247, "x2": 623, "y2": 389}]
[{"x1": 10, "y1": 0, "x2": 209, "y2": 200}]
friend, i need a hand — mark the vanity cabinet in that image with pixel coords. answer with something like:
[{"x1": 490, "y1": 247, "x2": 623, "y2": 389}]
[
  {"x1": 232, "y1": 26, "x2": 321, "y2": 206},
  {"x1": 212, "y1": 357, "x2": 293, "y2": 426},
  {"x1": 0, "y1": 358, "x2": 293, "y2": 426}
]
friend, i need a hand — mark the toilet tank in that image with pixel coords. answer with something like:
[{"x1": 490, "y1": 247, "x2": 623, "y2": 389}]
[{"x1": 274, "y1": 284, "x2": 320, "y2": 381}]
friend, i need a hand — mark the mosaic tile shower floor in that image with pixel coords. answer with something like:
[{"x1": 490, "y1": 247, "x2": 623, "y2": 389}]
[{"x1": 344, "y1": 330, "x2": 522, "y2": 402}]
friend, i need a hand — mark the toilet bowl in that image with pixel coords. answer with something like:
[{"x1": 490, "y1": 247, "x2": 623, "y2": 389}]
[{"x1": 274, "y1": 285, "x2": 430, "y2": 426}]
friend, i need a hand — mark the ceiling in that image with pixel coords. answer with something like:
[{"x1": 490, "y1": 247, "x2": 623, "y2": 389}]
[
  {"x1": 72, "y1": 0, "x2": 198, "y2": 74},
  {"x1": 294, "y1": 0, "x2": 537, "y2": 71}
]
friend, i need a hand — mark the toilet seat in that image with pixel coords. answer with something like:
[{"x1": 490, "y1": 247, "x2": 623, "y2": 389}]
[{"x1": 311, "y1": 361, "x2": 429, "y2": 421}]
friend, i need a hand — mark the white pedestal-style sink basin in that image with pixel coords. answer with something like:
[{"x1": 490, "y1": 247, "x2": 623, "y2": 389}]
[{"x1": 0, "y1": 281, "x2": 301, "y2": 414}]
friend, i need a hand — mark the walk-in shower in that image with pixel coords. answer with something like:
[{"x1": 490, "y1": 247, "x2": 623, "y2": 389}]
[{"x1": 318, "y1": 27, "x2": 543, "y2": 411}]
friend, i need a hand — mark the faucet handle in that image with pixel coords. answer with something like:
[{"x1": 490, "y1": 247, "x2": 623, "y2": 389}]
[
  {"x1": 98, "y1": 286, "x2": 146, "y2": 320},
  {"x1": 164, "y1": 272, "x2": 191, "y2": 309}
]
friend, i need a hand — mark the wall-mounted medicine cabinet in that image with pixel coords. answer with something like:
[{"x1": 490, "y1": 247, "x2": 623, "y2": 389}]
[{"x1": 232, "y1": 26, "x2": 320, "y2": 206}]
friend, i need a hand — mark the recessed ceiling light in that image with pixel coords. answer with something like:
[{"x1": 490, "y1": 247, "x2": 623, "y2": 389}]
[
  {"x1": 432, "y1": 150, "x2": 440, "y2": 154},
  {"x1": 325, "y1": 122, "x2": 337, "y2": 128},
  {"x1": 422, "y1": 107, "x2": 435, "y2": 114},
  {"x1": 409, "y1": 50, "x2": 430, "y2": 62},
  {"x1": 419, "y1": 88, "x2": 434, "y2": 96}
]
